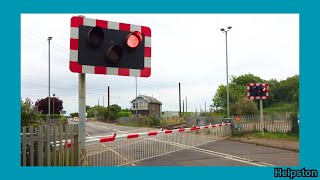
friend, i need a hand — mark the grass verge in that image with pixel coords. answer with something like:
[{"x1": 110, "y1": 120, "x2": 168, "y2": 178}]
[{"x1": 232, "y1": 131, "x2": 299, "y2": 141}]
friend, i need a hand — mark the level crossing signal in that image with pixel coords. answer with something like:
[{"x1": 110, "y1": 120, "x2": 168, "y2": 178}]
[{"x1": 69, "y1": 16, "x2": 152, "y2": 77}]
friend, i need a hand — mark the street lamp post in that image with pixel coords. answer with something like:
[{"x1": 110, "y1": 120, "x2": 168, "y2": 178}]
[
  {"x1": 47, "y1": 36, "x2": 52, "y2": 124},
  {"x1": 220, "y1": 26, "x2": 232, "y2": 118}
]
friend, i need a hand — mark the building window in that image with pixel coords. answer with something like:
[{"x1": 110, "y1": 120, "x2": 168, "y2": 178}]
[
  {"x1": 133, "y1": 103, "x2": 135, "y2": 109},
  {"x1": 136, "y1": 103, "x2": 138, "y2": 109},
  {"x1": 139, "y1": 102, "x2": 143, "y2": 109}
]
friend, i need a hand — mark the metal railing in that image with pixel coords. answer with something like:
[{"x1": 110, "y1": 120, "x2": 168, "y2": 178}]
[{"x1": 86, "y1": 123, "x2": 231, "y2": 166}]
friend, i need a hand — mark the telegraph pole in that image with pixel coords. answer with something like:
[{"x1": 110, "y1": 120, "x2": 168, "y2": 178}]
[
  {"x1": 108, "y1": 86, "x2": 110, "y2": 121},
  {"x1": 179, "y1": 82, "x2": 181, "y2": 117},
  {"x1": 135, "y1": 77, "x2": 138, "y2": 117},
  {"x1": 185, "y1": 96, "x2": 187, "y2": 116},
  {"x1": 205, "y1": 102, "x2": 206, "y2": 113},
  {"x1": 183, "y1": 100, "x2": 185, "y2": 116},
  {"x1": 103, "y1": 96, "x2": 104, "y2": 120}
]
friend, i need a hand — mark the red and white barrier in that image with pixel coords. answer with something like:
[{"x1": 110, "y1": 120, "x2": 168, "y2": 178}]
[{"x1": 83, "y1": 123, "x2": 230, "y2": 146}]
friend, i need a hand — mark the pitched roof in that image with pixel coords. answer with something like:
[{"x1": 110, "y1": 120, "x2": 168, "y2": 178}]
[{"x1": 131, "y1": 95, "x2": 162, "y2": 104}]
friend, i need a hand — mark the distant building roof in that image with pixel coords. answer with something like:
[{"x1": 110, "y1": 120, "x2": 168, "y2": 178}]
[{"x1": 131, "y1": 95, "x2": 162, "y2": 104}]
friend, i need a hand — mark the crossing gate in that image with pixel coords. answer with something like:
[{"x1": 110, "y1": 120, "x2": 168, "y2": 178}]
[{"x1": 84, "y1": 123, "x2": 231, "y2": 166}]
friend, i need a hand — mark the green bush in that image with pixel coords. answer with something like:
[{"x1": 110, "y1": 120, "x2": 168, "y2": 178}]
[
  {"x1": 21, "y1": 98, "x2": 41, "y2": 125},
  {"x1": 39, "y1": 114, "x2": 47, "y2": 121},
  {"x1": 117, "y1": 111, "x2": 132, "y2": 118},
  {"x1": 149, "y1": 116, "x2": 160, "y2": 127},
  {"x1": 263, "y1": 103, "x2": 298, "y2": 114},
  {"x1": 59, "y1": 116, "x2": 67, "y2": 123},
  {"x1": 38, "y1": 114, "x2": 62, "y2": 120}
]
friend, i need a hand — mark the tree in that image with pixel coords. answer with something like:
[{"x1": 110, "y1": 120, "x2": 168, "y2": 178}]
[
  {"x1": 231, "y1": 97, "x2": 259, "y2": 116},
  {"x1": 211, "y1": 74, "x2": 299, "y2": 116},
  {"x1": 212, "y1": 74, "x2": 264, "y2": 116},
  {"x1": 86, "y1": 104, "x2": 123, "y2": 120},
  {"x1": 70, "y1": 112, "x2": 79, "y2": 118},
  {"x1": 107, "y1": 104, "x2": 122, "y2": 120},
  {"x1": 21, "y1": 98, "x2": 41, "y2": 126},
  {"x1": 35, "y1": 97, "x2": 63, "y2": 114}
]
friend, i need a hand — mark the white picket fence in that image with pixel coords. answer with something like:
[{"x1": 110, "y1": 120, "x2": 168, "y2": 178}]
[
  {"x1": 21, "y1": 124, "x2": 79, "y2": 166},
  {"x1": 234, "y1": 120, "x2": 292, "y2": 134}
]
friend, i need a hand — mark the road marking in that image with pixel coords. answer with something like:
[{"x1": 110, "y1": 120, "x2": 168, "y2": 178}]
[
  {"x1": 150, "y1": 139, "x2": 274, "y2": 167},
  {"x1": 91, "y1": 143, "x2": 136, "y2": 166}
]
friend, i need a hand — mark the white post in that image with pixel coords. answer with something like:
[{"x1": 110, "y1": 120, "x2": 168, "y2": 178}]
[
  {"x1": 78, "y1": 73, "x2": 87, "y2": 166},
  {"x1": 260, "y1": 98, "x2": 264, "y2": 136}
]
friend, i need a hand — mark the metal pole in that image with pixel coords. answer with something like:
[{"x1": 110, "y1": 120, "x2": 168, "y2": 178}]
[
  {"x1": 183, "y1": 100, "x2": 184, "y2": 116},
  {"x1": 79, "y1": 73, "x2": 87, "y2": 166},
  {"x1": 205, "y1": 102, "x2": 206, "y2": 113},
  {"x1": 225, "y1": 31, "x2": 230, "y2": 118},
  {"x1": 103, "y1": 96, "x2": 104, "y2": 120},
  {"x1": 179, "y1": 83, "x2": 181, "y2": 117},
  {"x1": 46, "y1": 37, "x2": 52, "y2": 125},
  {"x1": 108, "y1": 86, "x2": 110, "y2": 121},
  {"x1": 135, "y1": 77, "x2": 138, "y2": 117},
  {"x1": 260, "y1": 98, "x2": 264, "y2": 136},
  {"x1": 53, "y1": 94, "x2": 55, "y2": 115},
  {"x1": 48, "y1": 37, "x2": 52, "y2": 116},
  {"x1": 185, "y1": 96, "x2": 187, "y2": 115}
]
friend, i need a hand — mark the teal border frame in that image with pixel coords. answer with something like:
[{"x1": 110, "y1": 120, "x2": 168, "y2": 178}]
[{"x1": 1, "y1": 0, "x2": 319, "y2": 179}]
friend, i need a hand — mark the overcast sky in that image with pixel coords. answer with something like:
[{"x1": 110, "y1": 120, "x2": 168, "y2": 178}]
[{"x1": 21, "y1": 14, "x2": 299, "y2": 115}]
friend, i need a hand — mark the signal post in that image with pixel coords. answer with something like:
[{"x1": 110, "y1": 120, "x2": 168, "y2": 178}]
[
  {"x1": 69, "y1": 16, "x2": 152, "y2": 165},
  {"x1": 247, "y1": 83, "x2": 269, "y2": 136}
]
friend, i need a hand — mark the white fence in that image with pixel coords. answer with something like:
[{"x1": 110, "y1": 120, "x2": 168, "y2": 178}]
[
  {"x1": 234, "y1": 120, "x2": 292, "y2": 134},
  {"x1": 187, "y1": 114, "x2": 293, "y2": 134}
]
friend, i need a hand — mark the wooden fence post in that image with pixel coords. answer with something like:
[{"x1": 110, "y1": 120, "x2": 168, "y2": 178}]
[
  {"x1": 38, "y1": 125, "x2": 43, "y2": 166},
  {"x1": 30, "y1": 126, "x2": 34, "y2": 166},
  {"x1": 22, "y1": 127, "x2": 26, "y2": 166}
]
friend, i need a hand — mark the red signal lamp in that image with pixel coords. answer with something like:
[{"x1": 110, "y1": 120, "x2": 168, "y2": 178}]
[{"x1": 126, "y1": 31, "x2": 143, "y2": 48}]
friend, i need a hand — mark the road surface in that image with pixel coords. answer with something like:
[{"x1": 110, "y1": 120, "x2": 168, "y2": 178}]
[{"x1": 134, "y1": 139, "x2": 298, "y2": 166}]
